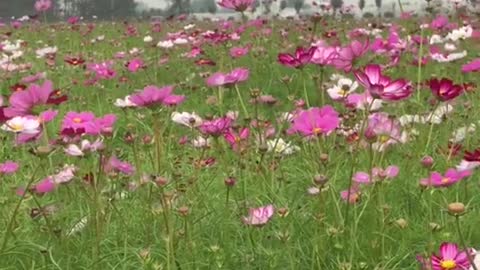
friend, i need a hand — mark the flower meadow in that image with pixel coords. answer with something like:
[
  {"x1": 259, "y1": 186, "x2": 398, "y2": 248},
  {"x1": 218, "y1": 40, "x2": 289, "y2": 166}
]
[{"x1": 2, "y1": 1, "x2": 480, "y2": 270}]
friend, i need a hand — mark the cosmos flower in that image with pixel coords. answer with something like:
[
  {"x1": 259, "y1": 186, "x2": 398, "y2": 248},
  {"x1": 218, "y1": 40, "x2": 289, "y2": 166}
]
[
  {"x1": 218, "y1": 0, "x2": 254, "y2": 12},
  {"x1": 242, "y1": 205, "x2": 274, "y2": 226},
  {"x1": 171, "y1": 112, "x2": 203, "y2": 128},
  {"x1": 353, "y1": 165, "x2": 399, "y2": 184},
  {"x1": 327, "y1": 77, "x2": 358, "y2": 100},
  {"x1": 278, "y1": 46, "x2": 315, "y2": 69},
  {"x1": 428, "y1": 78, "x2": 463, "y2": 101},
  {"x1": 206, "y1": 68, "x2": 249, "y2": 87},
  {"x1": 287, "y1": 106, "x2": 340, "y2": 137},
  {"x1": 198, "y1": 117, "x2": 232, "y2": 137},
  {"x1": 129, "y1": 85, "x2": 185, "y2": 107},
  {"x1": 0, "y1": 161, "x2": 19, "y2": 175},
  {"x1": 1, "y1": 116, "x2": 40, "y2": 134},
  {"x1": 420, "y1": 168, "x2": 472, "y2": 188},
  {"x1": 430, "y1": 242, "x2": 471, "y2": 270},
  {"x1": 34, "y1": 0, "x2": 52, "y2": 12},
  {"x1": 365, "y1": 112, "x2": 407, "y2": 152},
  {"x1": 266, "y1": 138, "x2": 300, "y2": 156}
]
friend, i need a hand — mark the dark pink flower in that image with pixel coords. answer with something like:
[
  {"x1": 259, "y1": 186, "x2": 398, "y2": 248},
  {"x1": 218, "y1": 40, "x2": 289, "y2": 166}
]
[
  {"x1": 230, "y1": 46, "x2": 249, "y2": 58},
  {"x1": 428, "y1": 78, "x2": 463, "y2": 101},
  {"x1": 35, "y1": 177, "x2": 55, "y2": 194},
  {"x1": 61, "y1": 111, "x2": 96, "y2": 136},
  {"x1": 5, "y1": 80, "x2": 56, "y2": 117},
  {"x1": 340, "y1": 185, "x2": 361, "y2": 204},
  {"x1": 0, "y1": 161, "x2": 19, "y2": 174},
  {"x1": 430, "y1": 242, "x2": 470, "y2": 270},
  {"x1": 461, "y1": 58, "x2": 480, "y2": 73},
  {"x1": 67, "y1": 16, "x2": 80, "y2": 25},
  {"x1": 127, "y1": 58, "x2": 144, "y2": 73},
  {"x1": 420, "y1": 168, "x2": 472, "y2": 188},
  {"x1": 87, "y1": 61, "x2": 116, "y2": 80},
  {"x1": 35, "y1": 0, "x2": 52, "y2": 12},
  {"x1": 242, "y1": 205, "x2": 274, "y2": 226},
  {"x1": 224, "y1": 127, "x2": 249, "y2": 150},
  {"x1": 287, "y1": 106, "x2": 340, "y2": 137},
  {"x1": 105, "y1": 156, "x2": 135, "y2": 176},
  {"x1": 354, "y1": 64, "x2": 412, "y2": 101},
  {"x1": 199, "y1": 117, "x2": 232, "y2": 137},
  {"x1": 278, "y1": 46, "x2": 315, "y2": 69},
  {"x1": 206, "y1": 68, "x2": 249, "y2": 87},
  {"x1": 218, "y1": 0, "x2": 254, "y2": 12},
  {"x1": 129, "y1": 85, "x2": 185, "y2": 107},
  {"x1": 430, "y1": 15, "x2": 449, "y2": 30}
]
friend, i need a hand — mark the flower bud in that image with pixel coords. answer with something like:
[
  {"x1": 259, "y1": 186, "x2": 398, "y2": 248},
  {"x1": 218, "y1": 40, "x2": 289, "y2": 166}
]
[
  {"x1": 448, "y1": 202, "x2": 466, "y2": 216},
  {"x1": 224, "y1": 177, "x2": 236, "y2": 187},
  {"x1": 421, "y1": 155, "x2": 434, "y2": 168},
  {"x1": 313, "y1": 174, "x2": 328, "y2": 185}
]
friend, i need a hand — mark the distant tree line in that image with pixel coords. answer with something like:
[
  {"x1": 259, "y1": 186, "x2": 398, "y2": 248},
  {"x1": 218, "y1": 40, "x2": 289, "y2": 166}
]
[{"x1": 0, "y1": 0, "x2": 138, "y2": 20}]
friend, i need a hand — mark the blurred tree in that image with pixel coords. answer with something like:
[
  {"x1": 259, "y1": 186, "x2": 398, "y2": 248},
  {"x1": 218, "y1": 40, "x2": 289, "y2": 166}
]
[
  {"x1": 280, "y1": 0, "x2": 287, "y2": 10},
  {"x1": 0, "y1": 0, "x2": 34, "y2": 19},
  {"x1": 330, "y1": 0, "x2": 343, "y2": 15},
  {"x1": 358, "y1": 0, "x2": 365, "y2": 11},
  {"x1": 375, "y1": 0, "x2": 382, "y2": 15},
  {"x1": 206, "y1": 0, "x2": 218, "y2": 13},
  {"x1": 293, "y1": 0, "x2": 304, "y2": 14}
]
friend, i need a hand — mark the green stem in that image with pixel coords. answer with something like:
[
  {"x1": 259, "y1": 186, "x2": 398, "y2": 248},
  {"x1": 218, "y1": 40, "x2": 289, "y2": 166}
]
[{"x1": 455, "y1": 216, "x2": 478, "y2": 270}]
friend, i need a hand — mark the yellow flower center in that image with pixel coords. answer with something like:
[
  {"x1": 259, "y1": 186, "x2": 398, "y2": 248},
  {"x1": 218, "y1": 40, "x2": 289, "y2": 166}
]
[
  {"x1": 10, "y1": 123, "x2": 23, "y2": 132},
  {"x1": 73, "y1": 117, "x2": 82, "y2": 123},
  {"x1": 338, "y1": 89, "x2": 349, "y2": 97},
  {"x1": 234, "y1": 136, "x2": 241, "y2": 143},
  {"x1": 313, "y1": 127, "x2": 323, "y2": 135},
  {"x1": 440, "y1": 259, "x2": 456, "y2": 269},
  {"x1": 441, "y1": 177, "x2": 450, "y2": 184},
  {"x1": 379, "y1": 135, "x2": 390, "y2": 143}
]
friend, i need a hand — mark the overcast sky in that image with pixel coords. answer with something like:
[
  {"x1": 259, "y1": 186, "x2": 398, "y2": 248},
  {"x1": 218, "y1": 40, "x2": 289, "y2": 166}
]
[{"x1": 136, "y1": 0, "x2": 169, "y2": 9}]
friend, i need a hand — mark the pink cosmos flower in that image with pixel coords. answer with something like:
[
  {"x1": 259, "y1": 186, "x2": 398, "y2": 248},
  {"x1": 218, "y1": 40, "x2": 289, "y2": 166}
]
[
  {"x1": 104, "y1": 156, "x2": 135, "y2": 176},
  {"x1": 428, "y1": 78, "x2": 463, "y2": 101},
  {"x1": 87, "y1": 61, "x2": 116, "y2": 80},
  {"x1": 430, "y1": 15, "x2": 449, "y2": 30},
  {"x1": 224, "y1": 127, "x2": 249, "y2": 150},
  {"x1": 365, "y1": 112, "x2": 407, "y2": 152},
  {"x1": 345, "y1": 92, "x2": 383, "y2": 111},
  {"x1": 127, "y1": 58, "x2": 144, "y2": 73},
  {"x1": 287, "y1": 106, "x2": 340, "y2": 137},
  {"x1": 332, "y1": 40, "x2": 369, "y2": 72},
  {"x1": 35, "y1": 0, "x2": 52, "y2": 12},
  {"x1": 51, "y1": 165, "x2": 76, "y2": 184},
  {"x1": 65, "y1": 139, "x2": 104, "y2": 156},
  {"x1": 198, "y1": 117, "x2": 232, "y2": 137},
  {"x1": 457, "y1": 149, "x2": 480, "y2": 171},
  {"x1": 278, "y1": 46, "x2": 315, "y2": 69},
  {"x1": 310, "y1": 42, "x2": 337, "y2": 66},
  {"x1": 420, "y1": 168, "x2": 472, "y2": 188},
  {"x1": 230, "y1": 46, "x2": 249, "y2": 58},
  {"x1": 430, "y1": 242, "x2": 470, "y2": 270},
  {"x1": 354, "y1": 64, "x2": 412, "y2": 101},
  {"x1": 0, "y1": 161, "x2": 19, "y2": 175},
  {"x1": 35, "y1": 177, "x2": 55, "y2": 194},
  {"x1": 67, "y1": 16, "x2": 80, "y2": 25},
  {"x1": 218, "y1": 0, "x2": 254, "y2": 12},
  {"x1": 242, "y1": 204, "x2": 274, "y2": 226},
  {"x1": 461, "y1": 58, "x2": 480, "y2": 73},
  {"x1": 340, "y1": 185, "x2": 361, "y2": 204},
  {"x1": 21, "y1": 72, "x2": 46, "y2": 84},
  {"x1": 353, "y1": 165, "x2": 399, "y2": 184},
  {"x1": 4, "y1": 80, "x2": 62, "y2": 117},
  {"x1": 206, "y1": 68, "x2": 249, "y2": 87},
  {"x1": 129, "y1": 85, "x2": 185, "y2": 107},
  {"x1": 61, "y1": 111, "x2": 96, "y2": 136}
]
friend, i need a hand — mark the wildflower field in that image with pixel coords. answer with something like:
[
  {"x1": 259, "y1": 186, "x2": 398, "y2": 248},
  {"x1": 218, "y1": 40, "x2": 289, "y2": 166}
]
[{"x1": 2, "y1": 1, "x2": 480, "y2": 270}]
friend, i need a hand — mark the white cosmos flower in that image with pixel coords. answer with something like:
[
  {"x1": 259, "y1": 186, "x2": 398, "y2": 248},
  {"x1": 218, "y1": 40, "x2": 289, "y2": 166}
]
[
  {"x1": 171, "y1": 112, "x2": 203, "y2": 127},
  {"x1": 450, "y1": 124, "x2": 476, "y2": 143},
  {"x1": 431, "y1": 50, "x2": 467, "y2": 62},
  {"x1": 35, "y1": 46, "x2": 57, "y2": 58},
  {"x1": 114, "y1": 95, "x2": 136, "y2": 108},
  {"x1": 157, "y1": 40, "x2": 174, "y2": 48},
  {"x1": 1, "y1": 116, "x2": 40, "y2": 134},
  {"x1": 327, "y1": 78, "x2": 358, "y2": 100},
  {"x1": 446, "y1": 25, "x2": 473, "y2": 41},
  {"x1": 192, "y1": 136, "x2": 211, "y2": 148},
  {"x1": 173, "y1": 38, "x2": 188, "y2": 45},
  {"x1": 456, "y1": 160, "x2": 480, "y2": 172},
  {"x1": 429, "y1": 34, "x2": 444, "y2": 44},
  {"x1": 267, "y1": 138, "x2": 300, "y2": 156},
  {"x1": 184, "y1": 24, "x2": 195, "y2": 30},
  {"x1": 143, "y1": 36, "x2": 153, "y2": 43}
]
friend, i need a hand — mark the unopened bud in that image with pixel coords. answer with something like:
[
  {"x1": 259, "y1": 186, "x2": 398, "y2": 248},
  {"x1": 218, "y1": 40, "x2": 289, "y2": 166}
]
[
  {"x1": 421, "y1": 156, "x2": 434, "y2": 168},
  {"x1": 448, "y1": 202, "x2": 466, "y2": 216}
]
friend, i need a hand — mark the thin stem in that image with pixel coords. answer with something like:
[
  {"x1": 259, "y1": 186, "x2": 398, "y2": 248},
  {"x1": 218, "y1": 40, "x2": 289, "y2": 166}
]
[
  {"x1": 455, "y1": 216, "x2": 478, "y2": 270},
  {"x1": 234, "y1": 84, "x2": 249, "y2": 117}
]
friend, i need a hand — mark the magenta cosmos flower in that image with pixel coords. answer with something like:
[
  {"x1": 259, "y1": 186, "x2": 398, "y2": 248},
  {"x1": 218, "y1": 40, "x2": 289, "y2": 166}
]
[
  {"x1": 288, "y1": 106, "x2": 340, "y2": 137},
  {"x1": 310, "y1": 41, "x2": 337, "y2": 66},
  {"x1": 420, "y1": 168, "x2": 472, "y2": 188},
  {"x1": 242, "y1": 204, "x2": 274, "y2": 226},
  {"x1": 428, "y1": 78, "x2": 463, "y2": 101},
  {"x1": 354, "y1": 64, "x2": 412, "y2": 101},
  {"x1": 206, "y1": 68, "x2": 249, "y2": 87},
  {"x1": 4, "y1": 80, "x2": 66, "y2": 117},
  {"x1": 127, "y1": 58, "x2": 145, "y2": 73},
  {"x1": 218, "y1": 0, "x2": 254, "y2": 12},
  {"x1": 35, "y1": 0, "x2": 52, "y2": 12},
  {"x1": 198, "y1": 117, "x2": 232, "y2": 137},
  {"x1": 462, "y1": 58, "x2": 480, "y2": 73},
  {"x1": 87, "y1": 61, "x2": 116, "y2": 80},
  {"x1": 353, "y1": 165, "x2": 399, "y2": 184},
  {"x1": 61, "y1": 111, "x2": 116, "y2": 136},
  {"x1": 0, "y1": 161, "x2": 19, "y2": 175},
  {"x1": 129, "y1": 85, "x2": 185, "y2": 107},
  {"x1": 278, "y1": 46, "x2": 316, "y2": 69},
  {"x1": 431, "y1": 242, "x2": 470, "y2": 270},
  {"x1": 230, "y1": 46, "x2": 249, "y2": 58},
  {"x1": 224, "y1": 127, "x2": 249, "y2": 150},
  {"x1": 332, "y1": 40, "x2": 369, "y2": 72}
]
